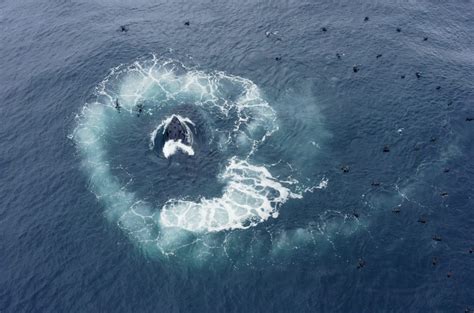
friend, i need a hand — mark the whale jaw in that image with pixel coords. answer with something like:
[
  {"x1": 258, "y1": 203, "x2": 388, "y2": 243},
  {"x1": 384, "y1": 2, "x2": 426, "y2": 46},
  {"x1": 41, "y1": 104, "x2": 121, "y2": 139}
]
[{"x1": 165, "y1": 116, "x2": 188, "y2": 143}]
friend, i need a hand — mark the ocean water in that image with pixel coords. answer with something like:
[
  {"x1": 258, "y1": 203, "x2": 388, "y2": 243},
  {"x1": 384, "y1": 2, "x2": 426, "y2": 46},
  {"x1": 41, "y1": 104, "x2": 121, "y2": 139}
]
[{"x1": 1, "y1": 0, "x2": 473, "y2": 312}]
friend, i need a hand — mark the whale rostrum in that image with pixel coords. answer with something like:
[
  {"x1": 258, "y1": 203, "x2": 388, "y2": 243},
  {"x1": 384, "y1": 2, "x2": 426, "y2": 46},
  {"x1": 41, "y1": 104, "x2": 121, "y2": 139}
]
[{"x1": 165, "y1": 116, "x2": 189, "y2": 143}]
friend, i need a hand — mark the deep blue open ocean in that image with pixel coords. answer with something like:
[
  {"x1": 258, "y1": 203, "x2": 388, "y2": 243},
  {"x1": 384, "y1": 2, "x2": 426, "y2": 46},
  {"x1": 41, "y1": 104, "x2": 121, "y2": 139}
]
[{"x1": 1, "y1": 0, "x2": 473, "y2": 312}]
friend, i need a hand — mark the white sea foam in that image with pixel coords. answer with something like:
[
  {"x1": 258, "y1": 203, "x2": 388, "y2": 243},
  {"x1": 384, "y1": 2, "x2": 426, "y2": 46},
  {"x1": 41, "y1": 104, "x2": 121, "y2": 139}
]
[
  {"x1": 72, "y1": 55, "x2": 315, "y2": 258},
  {"x1": 304, "y1": 177, "x2": 329, "y2": 193},
  {"x1": 162, "y1": 140, "x2": 195, "y2": 158},
  {"x1": 160, "y1": 157, "x2": 301, "y2": 232}
]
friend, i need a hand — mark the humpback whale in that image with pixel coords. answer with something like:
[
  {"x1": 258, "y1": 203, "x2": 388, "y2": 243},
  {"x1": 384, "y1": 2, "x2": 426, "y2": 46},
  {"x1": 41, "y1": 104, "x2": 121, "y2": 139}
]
[
  {"x1": 149, "y1": 114, "x2": 196, "y2": 159},
  {"x1": 165, "y1": 116, "x2": 189, "y2": 143},
  {"x1": 151, "y1": 115, "x2": 196, "y2": 159}
]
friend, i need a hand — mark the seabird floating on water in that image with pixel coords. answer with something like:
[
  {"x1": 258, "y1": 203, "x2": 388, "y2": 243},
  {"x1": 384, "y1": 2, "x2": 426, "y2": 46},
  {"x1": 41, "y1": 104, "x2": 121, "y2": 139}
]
[{"x1": 357, "y1": 258, "x2": 366, "y2": 269}]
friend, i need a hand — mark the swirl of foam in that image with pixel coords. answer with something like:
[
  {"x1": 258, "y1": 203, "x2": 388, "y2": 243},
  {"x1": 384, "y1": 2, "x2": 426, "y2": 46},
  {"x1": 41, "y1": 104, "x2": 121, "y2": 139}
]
[{"x1": 72, "y1": 55, "x2": 300, "y2": 254}]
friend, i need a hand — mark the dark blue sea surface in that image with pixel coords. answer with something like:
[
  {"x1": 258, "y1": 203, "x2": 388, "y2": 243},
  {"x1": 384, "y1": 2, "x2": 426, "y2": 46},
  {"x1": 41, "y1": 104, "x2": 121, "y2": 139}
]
[{"x1": 1, "y1": 0, "x2": 473, "y2": 312}]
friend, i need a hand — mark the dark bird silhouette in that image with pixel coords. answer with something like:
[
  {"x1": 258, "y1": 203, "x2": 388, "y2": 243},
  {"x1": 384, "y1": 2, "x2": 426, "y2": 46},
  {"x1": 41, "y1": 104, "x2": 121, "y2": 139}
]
[
  {"x1": 114, "y1": 99, "x2": 121, "y2": 112},
  {"x1": 136, "y1": 103, "x2": 144, "y2": 116}
]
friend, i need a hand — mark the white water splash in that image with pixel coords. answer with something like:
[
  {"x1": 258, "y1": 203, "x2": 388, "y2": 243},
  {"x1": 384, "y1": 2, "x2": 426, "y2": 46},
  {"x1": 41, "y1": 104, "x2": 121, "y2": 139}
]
[
  {"x1": 162, "y1": 140, "x2": 195, "y2": 158},
  {"x1": 160, "y1": 157, "x2": 301, "y2": 232}
]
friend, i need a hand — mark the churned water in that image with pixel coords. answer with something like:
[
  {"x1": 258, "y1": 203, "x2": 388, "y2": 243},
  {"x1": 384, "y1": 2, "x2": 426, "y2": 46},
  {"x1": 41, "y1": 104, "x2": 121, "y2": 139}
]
[{"x1": 1, "y1": 0, "x2": 473, "y2": 312}]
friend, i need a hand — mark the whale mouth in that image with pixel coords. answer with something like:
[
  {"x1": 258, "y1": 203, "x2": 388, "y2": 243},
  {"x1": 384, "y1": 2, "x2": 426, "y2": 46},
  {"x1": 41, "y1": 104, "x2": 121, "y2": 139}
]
[{"x1": 150, "y1": 114, "x2": 195, "y2": 158}]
